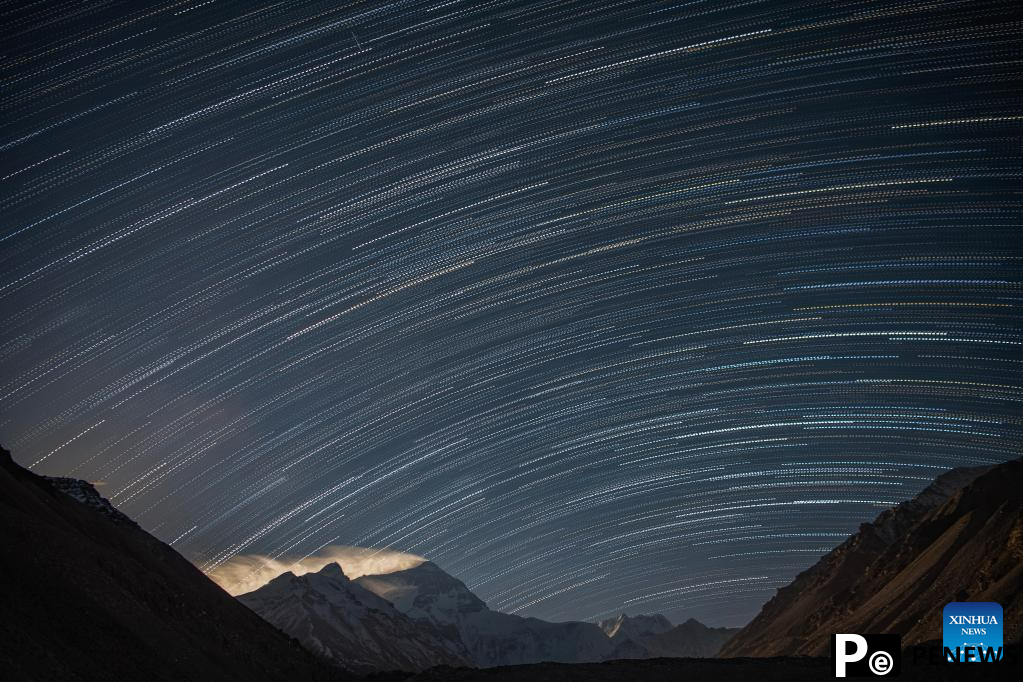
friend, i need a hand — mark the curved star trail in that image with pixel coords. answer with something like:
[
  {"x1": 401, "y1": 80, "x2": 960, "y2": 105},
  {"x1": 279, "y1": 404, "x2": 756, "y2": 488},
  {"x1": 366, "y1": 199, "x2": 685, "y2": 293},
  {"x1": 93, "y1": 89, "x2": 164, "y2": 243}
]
[{"x1": 1, "y1": 0, "x2": 1020, "y2": 626}]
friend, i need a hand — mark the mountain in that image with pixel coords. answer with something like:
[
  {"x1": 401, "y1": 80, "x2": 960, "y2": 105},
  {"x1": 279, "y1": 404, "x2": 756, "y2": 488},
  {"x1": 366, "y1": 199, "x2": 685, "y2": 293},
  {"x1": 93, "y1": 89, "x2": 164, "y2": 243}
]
[
  {"x1": 598, "y1": 613, "x2": 737, "y2": 659},
  {"x1": 598, "y1": 613, "x2": 673, "y2": 642},
  {"x1": 0, "y1": 445, "x2": 341, "y2": 682},
  {"x1": 238, "y1": 562, "x2": 470, "y2": 673},
  {"x1": 355, "y1": 561, "x2": 613, "y2": 666},
  {"x1": 639, "y1": 618, "x2": 740, "y2": 658},
  {"x1": 721, "y1": 459, "x2": 1023, "y2": 657},
  {"x1": 353, "y1": 562, "x2": 740, "y2": 666}
]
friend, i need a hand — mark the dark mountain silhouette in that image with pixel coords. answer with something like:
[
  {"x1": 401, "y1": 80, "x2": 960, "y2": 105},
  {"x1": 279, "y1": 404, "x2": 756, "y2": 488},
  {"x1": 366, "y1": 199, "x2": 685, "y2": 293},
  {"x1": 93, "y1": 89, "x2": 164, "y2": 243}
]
[
  {"x1": 598, "y1": 612, "x2": 672, "y2": 642},
  {"x1": 6, "y1": 437, "x2": 1018, "y2": 682},
  {"x1": 0, "y1": 445, "x2": 342, "y2": 682},
  {"x1": 598, "y1": 613, "x2": 738, "y2": 659},
  {"x1": 721, "y1": 459, "x2": 1023, "y2": 657},
  {"x1": 636, "y1": 618, "x2": 740, "y2": 658}
]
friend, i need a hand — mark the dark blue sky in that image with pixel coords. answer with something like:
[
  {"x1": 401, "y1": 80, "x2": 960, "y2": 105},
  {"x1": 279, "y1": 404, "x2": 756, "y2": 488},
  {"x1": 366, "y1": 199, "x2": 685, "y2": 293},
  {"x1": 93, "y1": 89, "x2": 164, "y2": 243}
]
[{"x1": 1, "y1": 0, "x2": 1020, "y2": 626}]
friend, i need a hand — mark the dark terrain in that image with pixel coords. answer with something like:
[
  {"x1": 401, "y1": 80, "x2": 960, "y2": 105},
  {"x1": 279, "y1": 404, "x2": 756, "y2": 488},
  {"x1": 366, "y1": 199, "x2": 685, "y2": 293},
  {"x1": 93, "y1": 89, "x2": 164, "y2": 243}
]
[
  {"x1": 2, "y1": 442, "x2": 1020, "y2": 681},
  {"x1": 0, "y1": 446, "x2": 342, "y2": 682},
  {"x1": 722, "y1": 458, "x2": 1023, "y2": 657},
  {"x1": 364, "y1": 648, "x2": 1020, "y2": 681}
]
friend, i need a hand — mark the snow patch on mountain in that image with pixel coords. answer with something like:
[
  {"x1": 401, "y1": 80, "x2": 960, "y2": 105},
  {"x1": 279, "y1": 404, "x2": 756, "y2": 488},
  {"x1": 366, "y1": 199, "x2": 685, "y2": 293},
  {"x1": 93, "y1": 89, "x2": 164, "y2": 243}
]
[{"x1": 43, "y1": 476, "x2": 135, "y2": 525}]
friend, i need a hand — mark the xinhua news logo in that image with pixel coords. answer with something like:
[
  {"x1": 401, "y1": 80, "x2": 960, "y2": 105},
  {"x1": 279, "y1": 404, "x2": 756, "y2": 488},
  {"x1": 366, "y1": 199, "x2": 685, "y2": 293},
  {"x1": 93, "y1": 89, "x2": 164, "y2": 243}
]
[
  {"x1": 832, "y1": 634, "x2": 900, "y2": 677},
  {"x1": 943, "y1": 601, "x2": 1003, "y2": 662}
]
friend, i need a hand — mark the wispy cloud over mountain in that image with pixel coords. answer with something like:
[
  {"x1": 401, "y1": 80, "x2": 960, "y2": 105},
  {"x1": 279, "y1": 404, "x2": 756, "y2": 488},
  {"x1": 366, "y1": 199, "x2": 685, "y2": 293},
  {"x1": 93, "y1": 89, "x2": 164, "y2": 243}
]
[{"x1": 207, "y1": 545, "x2": 425, "y2": 595}]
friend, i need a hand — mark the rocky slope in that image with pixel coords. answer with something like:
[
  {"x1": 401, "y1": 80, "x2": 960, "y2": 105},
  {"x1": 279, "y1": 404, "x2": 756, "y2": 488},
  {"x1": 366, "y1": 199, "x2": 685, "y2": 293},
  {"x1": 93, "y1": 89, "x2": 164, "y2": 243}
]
[
  {"x1": 0, "y1": 445, "x2": 342, "y2": 682},
  {"x1": 238, "y1": 562, "x2": 470, "y2": 673},
  {"x1": 721, "y1": 459, "x2": 1022, "y2": 656}
]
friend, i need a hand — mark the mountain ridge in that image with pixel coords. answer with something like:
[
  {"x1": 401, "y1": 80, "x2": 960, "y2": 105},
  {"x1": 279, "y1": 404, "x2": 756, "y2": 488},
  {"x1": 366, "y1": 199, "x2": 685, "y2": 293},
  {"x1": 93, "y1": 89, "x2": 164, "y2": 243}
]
[
  {"x1": 354, "y1": 561, "x2": 740, "y2": 666},
  {"x1": 239, "y1": 561, "x2": 470, "y2": 673},
  {"x1": 0, "y1": 445, "x2": 342, "y2": 682},
  {"x1": 721, "y1": 459, "x2": 1022, "y2": 657},
  {"x1": 598, "y1": 613, "x2": 738, "y2": 659},
  {"x1": 355, "y1": 561, "x2": 613, "y2": 667}
]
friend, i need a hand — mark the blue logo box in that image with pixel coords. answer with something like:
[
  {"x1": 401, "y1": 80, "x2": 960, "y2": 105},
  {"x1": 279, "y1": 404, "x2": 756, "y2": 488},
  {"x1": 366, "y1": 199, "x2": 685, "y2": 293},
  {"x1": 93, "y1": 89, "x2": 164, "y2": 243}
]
[{"x1": 943, "y1": 602, "x2": 1003, "y2": 662}]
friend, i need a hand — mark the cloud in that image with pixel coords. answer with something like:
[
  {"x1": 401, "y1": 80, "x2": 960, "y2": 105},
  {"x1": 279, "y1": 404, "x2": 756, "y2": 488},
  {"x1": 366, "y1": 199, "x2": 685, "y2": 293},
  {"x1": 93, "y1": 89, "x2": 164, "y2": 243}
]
[{"x1": 206, "y1": 545, "x2": 426, "y2": 596}]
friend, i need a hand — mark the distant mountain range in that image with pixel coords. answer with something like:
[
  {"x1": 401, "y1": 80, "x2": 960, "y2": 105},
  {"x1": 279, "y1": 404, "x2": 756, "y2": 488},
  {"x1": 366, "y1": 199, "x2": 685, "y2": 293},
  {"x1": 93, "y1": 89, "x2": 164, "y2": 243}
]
[
  {"x1": 721, "y1": 458, "x2": 1023, "y2": 657},
  {"x1": 240, "y1": 557, "x2": 737, "y2": 671},
  {"x1": 0, "y1": 440, "x2": 737, "y2": 679},
  {"x1": 598, "y1": 613, "x2": 739, "y2": 659},
  {"x1": 0, "y1": 446, "x2": 341, "y2": 682},
  {"x1": 5, "y1": 437, "x2": 1018, "y2": 680}
]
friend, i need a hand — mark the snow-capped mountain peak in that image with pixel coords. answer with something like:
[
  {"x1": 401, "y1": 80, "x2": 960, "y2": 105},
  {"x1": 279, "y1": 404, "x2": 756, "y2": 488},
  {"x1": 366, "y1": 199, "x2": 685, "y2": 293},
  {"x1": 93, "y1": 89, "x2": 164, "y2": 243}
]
[
  {"x1": 239, "y1": 561, "x2": 469, "y2": 673},
  {"x1": 356, "y1": 562, "x2": 613, "y2": 667},
  {"x1": 244, "y1": 561, "x2": 739, "y2": 670},
  {"x1": 355, "y1": 559, "x2": 486, "y2": 626}
]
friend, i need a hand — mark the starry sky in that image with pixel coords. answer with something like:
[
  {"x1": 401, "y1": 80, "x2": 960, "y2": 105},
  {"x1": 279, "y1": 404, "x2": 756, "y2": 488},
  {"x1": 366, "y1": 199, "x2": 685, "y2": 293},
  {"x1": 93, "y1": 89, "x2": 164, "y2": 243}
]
[{"x1": 1, "y1": 0, "x2": 1020, "y2": 627}]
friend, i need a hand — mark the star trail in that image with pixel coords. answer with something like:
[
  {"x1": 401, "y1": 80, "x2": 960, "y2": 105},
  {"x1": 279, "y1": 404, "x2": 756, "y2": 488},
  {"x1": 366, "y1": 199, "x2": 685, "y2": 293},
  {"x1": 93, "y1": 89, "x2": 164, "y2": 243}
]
[{"x1": 1, "y1": 0, "x2": 1020, "y2": 627}]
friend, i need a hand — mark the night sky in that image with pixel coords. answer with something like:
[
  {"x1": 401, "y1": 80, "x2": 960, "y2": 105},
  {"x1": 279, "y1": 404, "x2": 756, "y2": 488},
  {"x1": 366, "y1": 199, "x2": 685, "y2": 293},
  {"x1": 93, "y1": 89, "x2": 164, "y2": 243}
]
[{"x1": 1, "y1": 0, "x2": 1020, "y2": 627}]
